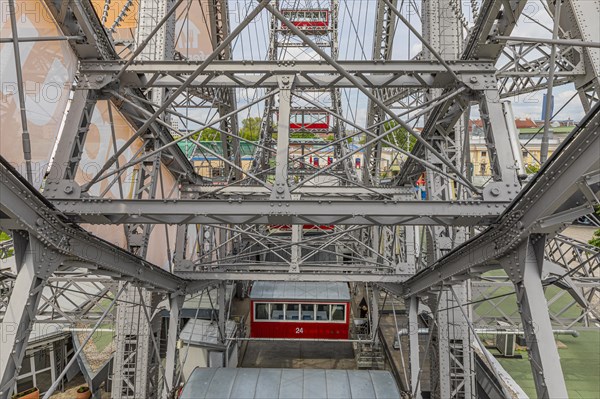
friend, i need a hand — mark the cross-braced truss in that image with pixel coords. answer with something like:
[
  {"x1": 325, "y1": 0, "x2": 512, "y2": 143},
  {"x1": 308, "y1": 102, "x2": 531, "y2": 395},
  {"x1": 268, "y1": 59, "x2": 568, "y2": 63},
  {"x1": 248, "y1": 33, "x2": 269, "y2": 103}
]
[{"x1": 0, "y1": 1, "x2": 599, "y2": 398}]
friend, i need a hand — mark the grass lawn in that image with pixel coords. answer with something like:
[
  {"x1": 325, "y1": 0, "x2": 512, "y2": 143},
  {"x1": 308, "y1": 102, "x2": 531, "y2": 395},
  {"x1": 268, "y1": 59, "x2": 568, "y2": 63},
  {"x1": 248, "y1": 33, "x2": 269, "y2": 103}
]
[{"x1": 495, "y1": 330, "x2": 600, "y2": 399}]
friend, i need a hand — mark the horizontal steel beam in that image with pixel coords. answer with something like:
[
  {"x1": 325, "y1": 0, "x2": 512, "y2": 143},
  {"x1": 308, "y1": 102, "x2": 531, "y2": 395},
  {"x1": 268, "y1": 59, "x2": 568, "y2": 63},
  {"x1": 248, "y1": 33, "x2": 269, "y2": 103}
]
[
  {"x1": 492, "y1": 35, "x2": 600, "y2": 49},
  {"x1": 0, "y1": 157, "x2": 186, "y2": 293},
  {"x1": 181, "y1": 185, "x2": 414, "y2": 198},
  {"x1": 177, "y1": 271, "x2": 411, "y2": 283},
  {"x1": 79, "y1": 60, "x2": 496, "y2": 89},
  {"x1": 51, "y1": 199, "x2": 509, "y2": 226}
]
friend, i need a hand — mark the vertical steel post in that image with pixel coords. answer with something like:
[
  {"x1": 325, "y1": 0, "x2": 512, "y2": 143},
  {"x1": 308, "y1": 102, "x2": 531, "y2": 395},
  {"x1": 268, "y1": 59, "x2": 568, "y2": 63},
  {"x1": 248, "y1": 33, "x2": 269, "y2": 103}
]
[
  {"x1": 407, "y1": 296, "x2": 422, "y2": 399},
  {"x1": 271, "y1": 76, "x2": 294, "y2": 200},
  {"x1": 502, "y1": 236, "x2": 569, "y2": 398},
  {"x1": 0, "y1": 234, "x2": 62, "y2": 399},
  {"x1": 163, "y1": 294, "x2": 183, "y2": 398}
]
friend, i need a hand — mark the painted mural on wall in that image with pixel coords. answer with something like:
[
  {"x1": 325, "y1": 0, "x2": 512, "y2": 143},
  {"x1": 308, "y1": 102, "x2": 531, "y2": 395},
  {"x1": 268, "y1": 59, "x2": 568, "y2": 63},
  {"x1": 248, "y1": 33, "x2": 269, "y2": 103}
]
[
  {"x1": 75, "y1": 99, "x2": 179, "y2": 269},
  {"x1": 0, "y1": 0, "x2": 77, "y2": 188}
]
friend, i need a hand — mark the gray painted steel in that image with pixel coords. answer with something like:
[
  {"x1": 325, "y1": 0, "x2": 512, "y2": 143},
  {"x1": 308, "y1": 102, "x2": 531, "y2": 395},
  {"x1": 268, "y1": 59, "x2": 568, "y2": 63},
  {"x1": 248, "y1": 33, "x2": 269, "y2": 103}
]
[
  {"x1": 249, "y1": 281, "x2": 350, "y2": 301},
  {"x1": 179, "y1": 368, "x2": 400, "y2": 399},
  {"x1": 179, "y1": 319, "x2": 237, "y2": 347}
]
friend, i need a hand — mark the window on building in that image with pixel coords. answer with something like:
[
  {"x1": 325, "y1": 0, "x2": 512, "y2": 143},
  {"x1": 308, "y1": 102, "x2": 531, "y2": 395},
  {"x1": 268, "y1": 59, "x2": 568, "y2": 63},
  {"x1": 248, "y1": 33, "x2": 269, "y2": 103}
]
[
  {"x1": 481, "y1": 151, "x2": 487, "y2": 157},
  {"x1": 255, "y1": 303, "x2": 269, "y2": 320},
  {"x1": 270, "y1": 303, "x2": 284, "y2": 320},
  {"x1": 316, "y1": 304, "x2": 330, "y2": 320},
  {"x1": 301, "y1": 304, "x2": 315, "y2": 320},
  {"x1": 331, "y1": 304, "x2": 345, "y2": 321},
  {"x1": 15, "y1": 347, "x2": 55, "y2": 395},
  {"x1": 285, "y1": 303, "x2": 300, "y2": 320}
]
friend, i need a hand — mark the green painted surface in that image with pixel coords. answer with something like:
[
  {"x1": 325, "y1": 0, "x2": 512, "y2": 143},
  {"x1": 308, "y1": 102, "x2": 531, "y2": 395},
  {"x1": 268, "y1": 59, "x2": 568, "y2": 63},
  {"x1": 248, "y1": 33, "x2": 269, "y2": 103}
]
[
  {"x1": 493, "y1": 330, "x2": 600, "y2": 399},
  {"x1": 89, "y1": 299, "x2": 114, "y2": 352},
  {"x1": 178, "y1": 140, "x2": 258, "y2": 157},
  {"x1": 519, "y1": 126, "x2": 574, "y2": 134},
  {"x1": 474, "y1": 270, "x2": 583, "y2": 323}
]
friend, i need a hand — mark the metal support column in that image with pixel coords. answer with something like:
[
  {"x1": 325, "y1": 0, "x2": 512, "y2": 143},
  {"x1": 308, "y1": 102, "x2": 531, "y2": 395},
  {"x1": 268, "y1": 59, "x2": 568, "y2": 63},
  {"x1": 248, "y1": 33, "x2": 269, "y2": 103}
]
[
  {"x1": 502, "y1": 236, "x2": 568, "y2": 399},
  {"x1": 45, "y1": 90, "x2": 97, "y2": 196},
  {"x1": 163, "y1": 294, "x2": 183, "y2": 399},
  {"x1": 290, "y1": 224, "x2": 302, "y2": 273},
  {"x1": 0, "y1": 234, "x2": 63, "y2": 399},
  {"x1": 271, "y1": 75, "x2": 294, "y2": 200},
  {"x1": 407, "y1": 295, "x2": 422, "y2": 399},
  {"x1": 217, "y1": 282, "x2": 226, "y2": 346}
]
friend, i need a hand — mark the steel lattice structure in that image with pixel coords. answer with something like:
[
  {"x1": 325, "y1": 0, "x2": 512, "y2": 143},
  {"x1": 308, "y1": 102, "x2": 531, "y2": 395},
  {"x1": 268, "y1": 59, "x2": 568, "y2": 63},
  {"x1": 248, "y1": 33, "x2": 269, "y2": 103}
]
[{"x1": 0, "y1": 0, "x2": 599, "y2": 398}]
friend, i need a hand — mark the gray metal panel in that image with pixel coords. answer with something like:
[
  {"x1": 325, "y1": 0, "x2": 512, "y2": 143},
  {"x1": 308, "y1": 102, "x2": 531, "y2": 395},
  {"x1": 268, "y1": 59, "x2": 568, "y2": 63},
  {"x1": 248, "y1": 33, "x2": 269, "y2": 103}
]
[
  {"x1": 324, "y1": 370, "x2": 352, "y2": 399},
  {"x1": 180, "y1": 368, "x2": 218, "y2": 399},
  {"x1": 303, "y1": 369, "x2": 328, "y2": 399},
  {"x1": 179, "y1": 368, "x2": 400, "y2": 398},
  {"x1": 348, "y1": 370, "x2": 378, "y2": 398},
  {"x1": 250, "y1": 281, "x2": 350, "y2": 301},
  {"x1": 369, "y1": 370, "x2": 402, "y2": 398},
  {"x1": 228, "y1": 368, "x2": 259, "y2": 399},
  {"x1": 279, "y1": 369, "x2": 305, "y2": 398},
  {"x1": 255, "y1": 369, "x2": 283, "y2": 398},
  {"x1": 205, "y1": 367, "x2": 237, "y2": 397},
  {"x1": 179, "y1": 319, "x2": 236, "y2": 346}
]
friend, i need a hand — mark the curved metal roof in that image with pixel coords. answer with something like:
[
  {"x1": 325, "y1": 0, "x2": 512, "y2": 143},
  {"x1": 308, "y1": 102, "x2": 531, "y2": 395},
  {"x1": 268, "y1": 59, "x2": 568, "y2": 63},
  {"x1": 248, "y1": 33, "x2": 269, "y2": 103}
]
[
  {"x1": 249, "y1": 281, "x2": 350, "y2": 301},
  {"x1": 180, "y1": 368, "x2": 400, "y2": 399}
]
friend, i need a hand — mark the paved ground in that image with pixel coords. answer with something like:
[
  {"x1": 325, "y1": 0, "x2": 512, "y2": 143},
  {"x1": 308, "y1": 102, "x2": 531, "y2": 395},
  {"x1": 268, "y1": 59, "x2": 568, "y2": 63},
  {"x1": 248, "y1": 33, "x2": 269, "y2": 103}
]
[
  {"x1": 241, "y1": 341, "x2": 357, "y2": 369},
  {"x1": 379, "y1": 313, "x2": 429, "y2": 393},
  {"x1": 561, "y1": 225, "x2": 597, "y2": 243}
]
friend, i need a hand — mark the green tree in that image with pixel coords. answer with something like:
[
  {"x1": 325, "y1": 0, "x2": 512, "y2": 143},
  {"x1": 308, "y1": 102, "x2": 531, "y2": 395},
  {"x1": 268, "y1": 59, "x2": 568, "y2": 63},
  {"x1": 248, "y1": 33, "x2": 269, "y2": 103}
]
[
  {"x1": 358, "y1": 122, "x2": 416, "y2": 150},
  {"x1": 239, "y1": 117, "x2": 263, "y2": 141},
  {"x1": 0, "y1": 231, "x2": 13, "y2": 258},
  {"x1": 380, "y1": 121, "x2": 416, "y2": 150},
  {"x1": 590, "y1": 229, "x2": 600, "y2": 248},
  {"x1": 525, "y1": 163, "x2": 540, "y2": 174},
  {"x1": 191, "y1": 127, "x2": 220, "y2": 141},
  {"x1": 290, "y1": 131, "x2": 316, "y2": 139}
]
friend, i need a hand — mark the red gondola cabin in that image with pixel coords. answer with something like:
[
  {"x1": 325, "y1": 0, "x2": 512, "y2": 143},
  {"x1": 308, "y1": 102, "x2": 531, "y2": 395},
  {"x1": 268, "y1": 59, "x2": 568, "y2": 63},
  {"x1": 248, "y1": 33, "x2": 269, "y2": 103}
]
[
  {"x1": 250, "y1": 281, "x2": 351, "y2": 339},
  {"x1": 289, "y1": 110, "x2": 330, "y2": 131},
  {"x1": 281, "y1": 9, "x2": 329, "y2": 31}
]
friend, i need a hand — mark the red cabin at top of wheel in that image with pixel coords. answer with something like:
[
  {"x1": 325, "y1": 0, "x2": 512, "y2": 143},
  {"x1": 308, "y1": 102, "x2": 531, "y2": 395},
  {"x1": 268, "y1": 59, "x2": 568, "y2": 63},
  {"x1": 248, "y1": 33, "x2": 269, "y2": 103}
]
[{"x1": 280, "y1": 9, "x2": 330, "y2": 32}]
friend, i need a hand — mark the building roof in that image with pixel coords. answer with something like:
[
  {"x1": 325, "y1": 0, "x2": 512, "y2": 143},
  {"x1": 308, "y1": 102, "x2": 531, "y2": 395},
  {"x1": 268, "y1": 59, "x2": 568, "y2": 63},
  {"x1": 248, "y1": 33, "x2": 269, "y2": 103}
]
[
  {"x1": 28, "y1": 322, "x2": 69, "y2": 344},
  {"x1": 250, "y1": 281, "x2": 350, "y2": 301},
  {"x1": 178, "y1": 140, "x2": 257, "y2": 158},
  {"x1": 180, "y1": 319, "x2": 237, "y2": 347},
  {"x1": 514, "y1": 117, "x2": 538, "y2": 129},
  {"x1": 180, "y1": 368, "x2": 400, "y2": 399}
]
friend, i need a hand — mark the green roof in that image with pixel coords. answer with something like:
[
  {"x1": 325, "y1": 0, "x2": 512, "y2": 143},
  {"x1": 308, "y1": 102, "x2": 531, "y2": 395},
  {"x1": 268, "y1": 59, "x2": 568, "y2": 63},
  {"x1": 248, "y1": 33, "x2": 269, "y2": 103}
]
[
  {"x1": 495, "y1": 330, "x2": 600, "y2": 398},
  {"x1": 177, "y1": 140, "x2": 257, "y2": 158},
  {"x1": 519, "y1": 126, "x2": 574, "y2": 134}
]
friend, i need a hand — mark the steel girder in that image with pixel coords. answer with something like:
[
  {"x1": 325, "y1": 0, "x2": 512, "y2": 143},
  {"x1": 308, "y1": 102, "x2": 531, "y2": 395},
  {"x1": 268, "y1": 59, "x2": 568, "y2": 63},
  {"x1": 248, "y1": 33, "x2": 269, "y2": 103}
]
[
  {"x1": 77, "y1": 60, "x2": 496, "y2": 89},
  {"x1": 404, "y1": 101, "x2": 600, "y2": 296},
  {"x1": 176, "y1": 271, "x2": 410, "y2": 283},
  {"x1": 501, "y1": 236, "x2": 569, "y2": 398},
  {"x1": 51, "y1": 198, "x2": 510, "y2": 226},
  {"x1": 472, "y1": 233, "x2": 600, "y2": 329},
  {"x1": 41, "y1": 0, "x2": 201, "y2": 184},
  {"x1": 363, "y1": 0, "x2": 397, "y2": 184},
  {"x1": 394, "y1": 0, "x2": 528, "y2": 188},
  {"x1": 497, "y1": 41, "x2": 587, "y2": 98},
  {"x1": 0, "y1": 157, "x2": 186, "y2": 293},
  {"x1": 0, "y1": 234, "x2": 64, "y2": 398}
]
